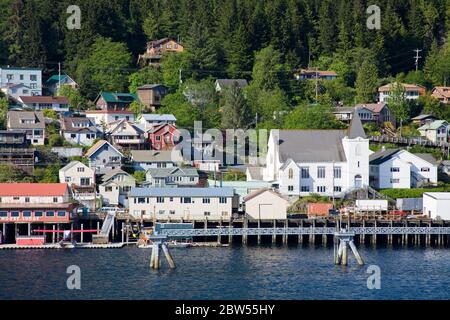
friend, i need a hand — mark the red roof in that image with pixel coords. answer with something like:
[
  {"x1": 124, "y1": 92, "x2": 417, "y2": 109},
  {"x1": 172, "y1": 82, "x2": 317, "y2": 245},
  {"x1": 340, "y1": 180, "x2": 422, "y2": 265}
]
[
  {"x1": 20, "y1": 96, "x2": 69, "y2": 104},
  {"x1": 0, "y1": 183, "x2": 68, "y2": 196},
  {"x1": 85, "y1": 110, "x2": 134, "y2": 114}
]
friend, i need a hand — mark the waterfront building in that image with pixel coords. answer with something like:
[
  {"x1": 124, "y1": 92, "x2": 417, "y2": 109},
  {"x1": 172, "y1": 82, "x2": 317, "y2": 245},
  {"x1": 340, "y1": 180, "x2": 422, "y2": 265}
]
[
  {"x1": 6, "y1": 111, "x2": 45, "y2": 145},
  {"x1": 423, "y1": 192, "x2": 450, "y2": 220},
  {"x1": 244, "y1": 188, "x2": 288, "y2": 220},
  {"x1": 99, "y1": 169, "x2": 136, "y2": 207},
  {"x1": 369, "y1": 149, "x2": 438, "y2": 189},
  {"x1": 262, "y1": 113, "x2": 369, "y2": 199},
  {"x1": 0, "y1": 183, "x2": 73, "y2": 225},
  {"x1": 431, "y1": 86, "x2": 450, "y2": 105},
  {"x1": 85, "y1": 140, "x2": 123, "y2": 175},
  {"x1": 411, "y1": 114, "x2": 438, "y2": 127},
  {"x1": 128, "y1": 187, "x2": 239, "y2": 221}
]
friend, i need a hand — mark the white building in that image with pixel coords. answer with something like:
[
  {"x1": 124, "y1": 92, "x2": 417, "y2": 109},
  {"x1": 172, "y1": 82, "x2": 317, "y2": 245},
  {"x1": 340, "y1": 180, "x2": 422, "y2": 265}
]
[
  {"x1": 0, "y1": 67, "x2": 42, "y2": 97},
  {"x1": 423, "y1": 193, "x2": 450, "y2": 220},
  {"x1": 136, "y1": 114, "x2": 177, "y2": 131},
  {"x1": 6, "y1": 111, "x2": 45, "y2": 145},
  {"x1": 145, "y1": 167, "x2": 200, "y2": 187},
  {"x1": 59, "y1": 161, "x2": 95, "y2": 187},
  {"x1": 369, "y1": 149, "x2": 438, "y2": 189},
  {"x1": 99, "y1": 169, "x2": 136, "y2": 207},
  {"x1": 244, "y1": 188, "x2": 288, "y2": 220},
  {"x1": 131, "y1": 150, "x2": 184, "y2": 171},
  {"x1": 85, "y1": 110, "x2": 135, "y2": 125},
  {"x1": 85, "y1": 140, "x2": 123, "y2": 175},
  {"x1": 418, "y1": 120, "x2": 449, "y2": 144},
  {"x1": 378, "y1": 83, "x2": 425, "y2": 103},
  {"x1": 129, "y1": 187, "x2": 239, "y2": 221},
  {"x1": 262, "y1": 114, "x2": 370, "y2": 199},
  {"x1": 18, "y1": 96, "x2": 70, "y2": 112},
  {"x1": 60, "y1": 116, "x2": 100, "y2": 146}
]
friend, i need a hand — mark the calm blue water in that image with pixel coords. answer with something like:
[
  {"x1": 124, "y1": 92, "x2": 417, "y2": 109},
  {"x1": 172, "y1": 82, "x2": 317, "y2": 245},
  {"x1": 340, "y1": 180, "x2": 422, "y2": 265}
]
[{"x1": 0, "y1": 245, "x2": 449, "y2": 300}]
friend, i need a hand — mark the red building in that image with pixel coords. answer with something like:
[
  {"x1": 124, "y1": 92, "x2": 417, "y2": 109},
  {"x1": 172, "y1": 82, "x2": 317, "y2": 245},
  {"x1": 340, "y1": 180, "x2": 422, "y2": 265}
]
[{"x1": 148, "y1": 123, "x2": 180, "y2": 151}]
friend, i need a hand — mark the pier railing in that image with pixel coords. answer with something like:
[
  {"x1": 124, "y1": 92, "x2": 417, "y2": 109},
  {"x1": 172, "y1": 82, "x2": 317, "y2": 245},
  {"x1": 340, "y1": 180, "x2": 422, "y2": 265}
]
[{"x1": 158, "y1": 227, "x2": 450, "y2": 237}]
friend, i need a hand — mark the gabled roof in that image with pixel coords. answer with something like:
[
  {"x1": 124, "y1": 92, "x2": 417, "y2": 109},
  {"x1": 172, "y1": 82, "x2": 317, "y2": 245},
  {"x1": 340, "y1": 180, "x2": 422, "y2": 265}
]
[
  {"x1": 244, "y1": 188, "x2": 288, "y2": 202},
  {"x1": 414, "y1": 153, "x2": 438, "y2": 166},
  {"x1": 0, "y1": 183, "x2": 68, "y2": 196},
  {"x1": 59, "y1": 161, "x2": 90, "y2": 173},
  {"x1": 61, "y1": 117, "x2": 99, "y2": 133},
  {"x1": 95, "y1": 92, "x2": 138, "y2": 104},
  {"x1": 411, "y1": 114, "x2": 437, "y2": 121},
  {"x1": 379, "y1": 83, "x2": 425, "y2": 92},
  {"x1": 139, "y1": 114, "x2": 177, "y2": 122},
  {"x1": 130, "y1": 187, "x2": 235, "y2": 198},
  {"x1": 101, "y1": 168, "x2": 134, "y2": 183},
  {"x1": 108, "y1": 120, "x2": 144, "y2": 135},
  {"x1": 45, "y1": 74, "x2": 77, "y2": 86},
  {"x1": 418, "y1": 120, "x2": 449, "y2": 131},
  {"x1": 85, "y1": 140, "x2": 123, "y2": 158},
  {"x1": 355, "y1": 103, "x2": 387, "y2": 114},
  {"x1": 147, "y1": 38, "x2": 181, "y2": 48},
  {"x1": 131, "y1": 150, "x2": 183, "y2": 163},
  {"x1": 146, "y1": 167, "x2": 199, "y2": 178},
  {"x1": 7, "y1": 111, "x2": 45, "y2": 129},
  {"x1": 369, "y1": 149, "x2": 402, "y2": 165}
]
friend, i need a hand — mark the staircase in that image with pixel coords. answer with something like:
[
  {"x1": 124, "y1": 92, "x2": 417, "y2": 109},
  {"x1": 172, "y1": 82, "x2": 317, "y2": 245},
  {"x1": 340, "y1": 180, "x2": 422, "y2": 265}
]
[{"x1": 92, "y1": 212, "x2": 116, "y2": 244}]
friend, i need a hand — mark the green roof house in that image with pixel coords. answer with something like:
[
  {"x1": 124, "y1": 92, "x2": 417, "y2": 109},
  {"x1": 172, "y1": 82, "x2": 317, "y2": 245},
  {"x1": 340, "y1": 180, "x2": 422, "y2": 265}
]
[
  {"x1": 45, "y1": 74, "x2": 78, "y2": 95},
  {"x1": 94, "y1": 92, "x2": 138, "y2": 111}
]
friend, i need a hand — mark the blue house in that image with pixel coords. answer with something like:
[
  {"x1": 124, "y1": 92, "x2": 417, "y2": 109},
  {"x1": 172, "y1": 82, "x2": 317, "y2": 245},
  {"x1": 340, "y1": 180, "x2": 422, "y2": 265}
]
[{"x1": 85, "y1": 140, "x2": 123, "y2": 175}]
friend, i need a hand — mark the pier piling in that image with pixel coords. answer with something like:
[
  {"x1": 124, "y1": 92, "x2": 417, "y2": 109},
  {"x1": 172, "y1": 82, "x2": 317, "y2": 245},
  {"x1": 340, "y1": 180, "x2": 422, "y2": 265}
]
[
  {"x1": 334, "y1": 230, "x2": 364, "y2": 266},
  {"x1": 161, "y1": 243, "x2": 176, "y2": 269}
]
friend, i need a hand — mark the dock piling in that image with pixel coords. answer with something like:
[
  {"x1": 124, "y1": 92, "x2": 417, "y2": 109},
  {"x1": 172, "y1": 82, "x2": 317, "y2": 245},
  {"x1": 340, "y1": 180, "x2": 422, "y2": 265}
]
[{"x1": 334, "y1": 230, "x2": 364, "y2": 266}]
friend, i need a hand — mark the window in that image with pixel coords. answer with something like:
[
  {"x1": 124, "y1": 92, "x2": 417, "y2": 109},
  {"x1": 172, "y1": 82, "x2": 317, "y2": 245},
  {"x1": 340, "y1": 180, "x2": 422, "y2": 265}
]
[
  {"x1": 390, "y1": 178, "x2": 400, "y2": 183},
  {"x1": 204, "y1": 212, "x2": 211, "y2": 216},
  {"x1": 34, "y1": 211, "x2": 43, "y2": 217},
  {"x1": 169, "y1": 210, "x2": 175, "y2": 215},
  {"x1": 53, "y1": 197, "x2": 59, "y2": 203},
  {"x1": 421, "y1": 168, "x2": 430, "y2": 172},
  {"x1": 13, "y1": 197, "x2": 19, "y2": 201},
  {"x1": 77, "y1": 167, "x2": 85, "y2": 172},
  {"x1": 288, "y1": 186, "x2": 294, "y2": 192},
  {"x1": 46, "y1": 211, "x2": 55, "y2": 217},
  {"x1": 317, "y1": 186, "x2": 326, "y2": 193},
  {"x1": 20, "y1": 74, "x2": 24, "y2": 80},
  {"x1": 169, "y1": 197, "x2": 173, "y2": 202},
  {"x1": 58, "y1": 212, "x2": 66, "y2": 217},
  {"x1": 137, "y1": 197, "x2": 146, "y2": 204},
  {"x1": 105, "y1": 186, "x2": 113, "y2": 192},
  {"x1": 25, "y1": 197, "x2": 30, "y2": 203},
  {"x1": 301, "y1": 167, "x2": 310, "y2": 179},
  {"x1": 23, "y1": 211, "x2": 31, "y2": 217},
  {"x1": 203, "y1": 198, "x2": 211, "y2": 204},
  {"x1": 157, "y1": 197, "x2": 165, "y2": 203},
  {"x1": 11, "y1": 212, "x2": 19, "y2": 217},
  {"x1": 30, "y1": 74, "x2": 37, "y2": 81},
  {"x1": 0, "y1": 212, "x2": 7, "y2": 217},
  {"x1": 183, "y1": 197, "x2": 192, "y2": 203},
  {"x1": 391, "y1": 167, "x2": 400, "y2": 172},
  {"x1": 301, "y1": 186, "x2": 310, "y2": 192},
  {"x1": 334, "y1": 186, "x2": 342, "y2": 192},
  {"x1": 219, "y1": 197, "x2": 227, "y2": 204},
  {"x1": 288, "y1": 168, "x2": 294, "y2": 179},
  {"x1": 334, "y1": 167, "x2": 342, "y2": 179},
  {"x1": 317, "y1": 167, "x2": 326, "y2": 178},
  {"x1": 65, "y1": 177, "x2": 71, "y2": 183},
  {"x1": 158, "y1": 210, "x2": 165, "y2": 215}
]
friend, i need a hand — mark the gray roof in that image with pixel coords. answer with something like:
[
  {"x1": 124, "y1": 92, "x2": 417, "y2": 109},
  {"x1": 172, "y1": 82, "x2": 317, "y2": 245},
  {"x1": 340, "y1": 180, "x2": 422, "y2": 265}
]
[
  {"x1": 140, "y1": 114, "x2": 177, "y2": 122},
  {"x1": 7, "y1": 111, "x2": 45, "y2": 129},
  {"x1": 146, "y1": 167, "x2": 199, "y2": 178},
  {"x1": 369, "y1": 149, "x2": 401, "y2": 165},
  {"x1": 60, "y1": 161, "x2": 87, "y2": 172},
  {"x1": 131, "y1": 150, "x2": 183, "y2": 163},
  {"x1": 130, "y1": 187, "x2": 235, "y2": 198},
  {"x1": 411, "y1": 114, "x2": 436, "y2": 120},
  {"x1": 414, "y1": 153, "x2": 438, "y2": 165},
  {"x1": 246, "y1": 166, "x2": 263, "y2": 180},
  {"x1": 137, "y1": 84, "x2": 167, "y2": 90},
  {"x1": 347, "y1": 112, "x2": 366, "y2": 139},
  {"x1": 102, "y1": 168, "x2": 134, "y2": 183},
  {"x1": 277, "y1": 130, "x2": 348, "y2": 162},
  {"x1": 61, "y1": 117, "x2": 98, "y2": 134}
]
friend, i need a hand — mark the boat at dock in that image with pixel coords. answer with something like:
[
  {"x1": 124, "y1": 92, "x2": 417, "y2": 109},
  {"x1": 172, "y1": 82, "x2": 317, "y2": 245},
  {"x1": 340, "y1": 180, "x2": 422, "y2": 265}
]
[{"x1": 138, "y1": 240, "x2": 192, "y2": 249}]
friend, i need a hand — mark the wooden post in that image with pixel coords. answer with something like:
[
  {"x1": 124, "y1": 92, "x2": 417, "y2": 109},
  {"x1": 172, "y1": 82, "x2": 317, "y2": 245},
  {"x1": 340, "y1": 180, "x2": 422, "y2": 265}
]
[
  {"x1": 150, "y1": 243, "x2": 156, "y2": 268},
  {"x1": 97, "y1": 221, "x2": 100, "y2": 234},
  {"x1": 272, "y1": 220, "x2": 276, "y2": 244},
  {"x1": 283, "y1": 220, "x2": 288, "y2": 245},
  {"x1": 162, "y1": 243, "x2": 176, "y2": 269},
  {"x1": 298, "y1": 220, "x2": 303, "y2": 244},
  {"x1": 81, "y1": 224, "x2": 84, "y2": 243},
  {"x1": 121, "y1": 222, "x2": 124, "y2": 243},
  {"x1": 342, "y1": 240, "x2": 348, "y2": 266},
  {"x1": 70, "y1": 223, "x2": 74, "y2": 242},
  {"x1": 257, "y1": 219, "x2": 261, "y2": 245},
  {"x1": 322, "y1": 221, "x2": 327, "y2": 246},
  {"x1": 228, "y1": 222, "x2": 233, "y2": 245},
  {"x1": 111, "y1": 220, "x2": 115, "y2": 242},
  {"x1": 154, "y1": 242, "x2": 160, "y2": 269},
  {"x1": 361, "y1": 220, "x2": 365, "y2": 244},
  {"x1": 349, "y1": 240, "x2": 364, "y2": 266},
  {"x1": 27, "y1": 222, "x2": 31, "y2": 236},
  {"x1": 2, "y1": 223, "x2": 5, "y2": 244},
  {"x1": 52, "y1": 224, "x2": 55, "y2": 244}
]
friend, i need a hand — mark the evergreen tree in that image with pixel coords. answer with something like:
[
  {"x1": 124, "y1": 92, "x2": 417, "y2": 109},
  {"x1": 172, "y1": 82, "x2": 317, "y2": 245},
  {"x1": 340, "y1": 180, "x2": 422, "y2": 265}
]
[
  {"x1": 355, "y1": 60, "x2": 379, "y2": 103},
  {"x1": 221, "y1": 82, "x2": 252, "y2": 129}
]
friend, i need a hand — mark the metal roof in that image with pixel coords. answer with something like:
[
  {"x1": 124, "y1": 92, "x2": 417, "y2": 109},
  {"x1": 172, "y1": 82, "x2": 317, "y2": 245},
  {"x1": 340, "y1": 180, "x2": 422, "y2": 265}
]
[
  {"x1": 140, "y1": 114, "x2": 177, "y2": 122},
  {"x1": 131, "y1": 150, "x2": 183, "y2": 163},
  {"x1": 130, "y1": 187, "x2": 235, "y2": 198},
  {"x1": 146, "y1": 167, "x2": 199, "y2": 178}
]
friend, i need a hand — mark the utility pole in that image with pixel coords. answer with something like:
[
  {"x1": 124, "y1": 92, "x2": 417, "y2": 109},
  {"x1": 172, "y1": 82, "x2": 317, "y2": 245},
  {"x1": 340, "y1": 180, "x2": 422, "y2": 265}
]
[
  {"x1": 179, "y1": 69, "x2": 182, "y2": 85},
  {"x1": 413, "y1": 49, "x2": 422, "y2": 72},
  {"x1": 315, "y1": 67, "x2": 319, "y2": 104}
]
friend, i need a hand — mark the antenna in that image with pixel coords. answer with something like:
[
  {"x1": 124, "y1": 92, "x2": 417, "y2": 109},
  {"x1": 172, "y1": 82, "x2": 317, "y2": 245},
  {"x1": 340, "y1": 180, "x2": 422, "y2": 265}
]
[{"x1": 413, "y1": 49, "x2": 422, "y2": 72}]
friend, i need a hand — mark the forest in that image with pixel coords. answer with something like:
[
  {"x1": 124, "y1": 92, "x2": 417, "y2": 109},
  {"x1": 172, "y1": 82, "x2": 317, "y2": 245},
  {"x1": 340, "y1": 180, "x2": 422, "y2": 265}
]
[{"x1": 0, "y1": 0, "x2": 450, "y2": 130}]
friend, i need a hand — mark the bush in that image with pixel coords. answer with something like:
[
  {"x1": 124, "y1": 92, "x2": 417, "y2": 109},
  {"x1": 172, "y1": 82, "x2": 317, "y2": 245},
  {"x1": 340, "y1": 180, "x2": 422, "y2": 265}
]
[
  {"x1": 222, "y1": 170, "x2": 246, "y2": 181},
  {"x1": 48, "y1": 134, "x2": 64, "y2": 147},
  {"x1": 380, "y1": 187, "x2": 450, "y2": 199}
]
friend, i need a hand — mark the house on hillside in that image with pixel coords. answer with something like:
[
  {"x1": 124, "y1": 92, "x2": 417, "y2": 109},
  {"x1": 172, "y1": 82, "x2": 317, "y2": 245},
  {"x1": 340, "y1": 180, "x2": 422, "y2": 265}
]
[
  {"x1": 131, "y1": 150, "x2": 184, "y2": 171},
  {"x1": 369, "y1": 149, "x2": 438, "y2": 189},
  {"x1": 262, "y1": 113, "x2": 370, "y2": 198},
  {"x1": 18, "y1": 96, "x2": 70, "y2": 113},
  {"x1": 418, "y1": 120, "x2": 449, "y2": 143},
  {"x1": 99, "y1": 168, "x2": 136, "y2": 207},
  {"x1": 7, "y1": 111, "x2": 45, "y2": 145},
  {"x1": 136, "y1": 84, "x2": 168, "y2": 111},
  {"x1": 60, "y1": 116, "x2": 100, "y2": 146},
  {"x1": 137, "y1": 38, "x2": 184, "y2": 66},
  {"x1": 1, "y1": 83, "x2": 32, "y2": 101},
  {"x1": 355, "y1": 103, "x2": 394, "y2": 126},
  {"x1": 431, "y1": 87, "x2": 450, "y2": 105},
  {"x1": 59, "y1": 161, "x2": 97, "y2": 211},
  {"x1": 94, "y1": 92, "x2": 138, "y2": 111},
  {"x1": 411, "y1": 114, "x2": 438, "y2": 127},
  {"x1": 0, "y1": 66, "x2": 42, "y2": 97},
  {"x1": 145, "y1": 167, "x2": 200, "y2": 188},
  {"x1": 84, "y1": 110, "x2": 135, "y2": 125},
  {"x1": 378, "y1": 83, "x2": 425, "y2": 103},
  {"x1": 294, "y1": 69, "x2": 337, "y2": 81},
  {"x1": 148, "y1": 123, "x2": 180, "y2": 151},
  {"x1": 106, "y1": 120, "x2": 146, "y2": 150},
  {"x1": 137, "y1": 114, "x2": 177, "y2": 131},
  {"x1": 0, "y1": 130, "x2": 35, "y2": 173},
  {"x1": 45, "y1": 74, "x2": 78, "y2": 95},
  {"x1": 85, "y1": 140, "x2": 123, "y2": 175}
]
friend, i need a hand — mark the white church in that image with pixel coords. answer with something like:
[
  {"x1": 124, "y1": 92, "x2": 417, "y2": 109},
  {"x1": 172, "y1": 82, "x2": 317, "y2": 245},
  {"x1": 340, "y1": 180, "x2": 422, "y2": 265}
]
[{"x1": 262, "y1": 113, "x2": 370, "y2": 199}]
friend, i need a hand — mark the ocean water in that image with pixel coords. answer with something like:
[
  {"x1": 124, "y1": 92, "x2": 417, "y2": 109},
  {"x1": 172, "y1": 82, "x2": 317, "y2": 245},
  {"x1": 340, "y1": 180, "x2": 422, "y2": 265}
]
[{"x1": 0, "y1": 245, "x2": 449, "y2": 300}]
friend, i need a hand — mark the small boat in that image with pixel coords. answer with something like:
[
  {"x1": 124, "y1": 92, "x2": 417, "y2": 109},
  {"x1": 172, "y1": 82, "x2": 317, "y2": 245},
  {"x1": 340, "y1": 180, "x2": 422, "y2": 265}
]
[
  {"x1": 59, "y1": 241, "x2": 76, "y2": 249},
  {"x1": 166, "y1": 240, "x2": 192, "y2": 248}
]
